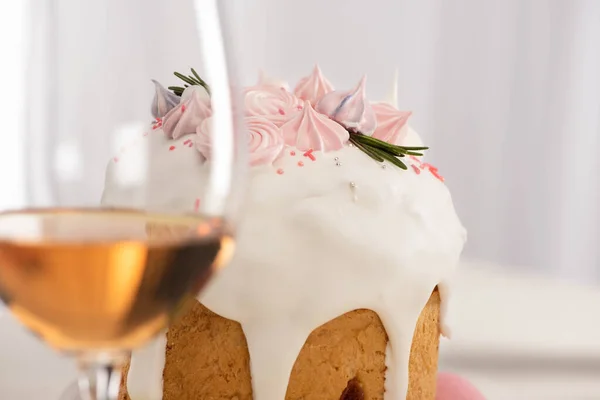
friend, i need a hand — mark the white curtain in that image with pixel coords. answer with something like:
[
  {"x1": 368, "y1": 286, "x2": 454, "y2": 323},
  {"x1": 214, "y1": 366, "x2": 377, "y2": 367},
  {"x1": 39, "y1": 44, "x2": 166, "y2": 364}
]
[{"x1": 12, "y1": 0, "x2": 600, "y2": 282}]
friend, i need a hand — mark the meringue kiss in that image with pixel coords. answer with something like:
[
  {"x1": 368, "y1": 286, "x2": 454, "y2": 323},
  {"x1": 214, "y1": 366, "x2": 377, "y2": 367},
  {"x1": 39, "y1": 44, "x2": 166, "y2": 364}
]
[
  {"x1": 315, "y1": 76, "x2": 376, "y2": 135},
  {"x1": 371, "y1": 103, "x2": 412, "y2": 145},
  {"x1": 162, "y1": 86, "x2": 212, "y2": 139},
  {"x1": 281, "y1": 100, "x2": 348, "y2": 152},
  {"x1": 294, "y1": 65, "x2": 334, "y2": 106},
  {"x1": 151, "y1": 80, "x2": 180, "y2": 119},
  {"x1": 257, "y1": 70, "x2": 291, "y2": 92}
]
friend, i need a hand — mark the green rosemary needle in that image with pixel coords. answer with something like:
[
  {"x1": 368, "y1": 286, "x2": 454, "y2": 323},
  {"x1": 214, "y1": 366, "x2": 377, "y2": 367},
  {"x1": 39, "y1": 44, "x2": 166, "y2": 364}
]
[{"x1": 348, "y1": 131, "x2": 427, "y2": 170}]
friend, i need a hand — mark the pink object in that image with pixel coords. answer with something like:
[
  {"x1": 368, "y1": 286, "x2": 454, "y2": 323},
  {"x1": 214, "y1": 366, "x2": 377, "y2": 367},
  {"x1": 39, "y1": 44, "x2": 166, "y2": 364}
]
[
  {"x1": 244, "y1": 85, "x2": 303, "y2": 126},
  {"x1": 303, "y1": 149, "x2": 316, "y2": 161},
  {"x1": 298, "y1": 161, "x2": 304, "y2": 167},
  {"x1": 169, "y1": 146, "x2": 175, "y2": 151},
  {"x1": 152, "y1": 117, "x2": 163, "y2": 130},
  {"x1": 197, "y1": 116, "x2": 284, "y2": 166},
  {"x1": 294, "y1": 65, "x2": 334, "y2": 106},
  {"x1": 193, "y1": 198, "x2": 200, "y2": 212},
  {"x1": 410, "y1": 155, "x2": 444, "y2": 182},
  {"x1": 315, "y1": 76, "x2": 377, "y2": 135},
  {"x1": 371, "y1": 102, "x2": 412, "y2": 145},
  {"x1": 276, "y1": 168, "x2": 284, "y2": 175},
  {"x1": 290, "y1": 151, "x2": 296, "y2": 156},
  {"x1": 281, "y1": 101, "x2": 348, "y2": 152},
  {"x1": 436, "y1": 373, "x2": 485, "y2": 400},
  {"x1": 423, "y1": 163, "x2": 444, "y2": 182},
  {"x1": 411, "y1": 165, "x2": 421, "y2": 175},
  {"x1": 257, "y1": 70, "x2": 291, "y2": 91},
  {"x1": 162, "y1": 88, "x2": 212, "y2": 139}
]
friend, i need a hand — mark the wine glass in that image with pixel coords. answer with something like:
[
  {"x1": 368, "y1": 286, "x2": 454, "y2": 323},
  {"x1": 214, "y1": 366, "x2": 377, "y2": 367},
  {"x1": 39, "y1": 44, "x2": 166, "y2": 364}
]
[{"x1": 0, "y1": 0, "x2": 244, "y2": 399}]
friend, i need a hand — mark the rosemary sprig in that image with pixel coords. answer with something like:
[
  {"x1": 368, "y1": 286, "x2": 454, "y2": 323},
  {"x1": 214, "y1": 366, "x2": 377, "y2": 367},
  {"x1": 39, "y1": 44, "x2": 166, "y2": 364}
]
[
  {"x1": 168, "y1": 68, "x2": 211, "y2": 97},
  {"x1": 348, "y1": 131, "x2": 428, "y2": 170}
]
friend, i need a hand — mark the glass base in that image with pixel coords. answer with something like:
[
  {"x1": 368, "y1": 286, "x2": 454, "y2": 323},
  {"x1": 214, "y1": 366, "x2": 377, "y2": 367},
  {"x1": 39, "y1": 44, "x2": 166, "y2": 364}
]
[{"x1": 74, "y1": 351, "x2": 128, "y2": 400}]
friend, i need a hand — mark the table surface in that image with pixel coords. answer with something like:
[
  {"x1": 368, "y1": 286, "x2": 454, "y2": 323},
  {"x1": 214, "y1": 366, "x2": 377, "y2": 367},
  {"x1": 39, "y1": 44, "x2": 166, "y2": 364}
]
[{"x1": 1, "y1": 260, "x2": 599, "y2": 400}]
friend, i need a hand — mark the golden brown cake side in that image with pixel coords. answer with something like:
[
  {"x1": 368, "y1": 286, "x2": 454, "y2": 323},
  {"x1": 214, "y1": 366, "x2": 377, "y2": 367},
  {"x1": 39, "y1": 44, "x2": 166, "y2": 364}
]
[{"x1": 119, "y1": 290, "x2": 440, "y2": 400}]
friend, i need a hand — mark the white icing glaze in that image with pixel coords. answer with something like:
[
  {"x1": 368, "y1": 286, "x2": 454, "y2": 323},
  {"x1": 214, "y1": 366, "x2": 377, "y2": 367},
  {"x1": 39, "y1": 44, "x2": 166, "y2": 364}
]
[{"x1": 101, "y1": 123, "x2": 466, "y2": 399}]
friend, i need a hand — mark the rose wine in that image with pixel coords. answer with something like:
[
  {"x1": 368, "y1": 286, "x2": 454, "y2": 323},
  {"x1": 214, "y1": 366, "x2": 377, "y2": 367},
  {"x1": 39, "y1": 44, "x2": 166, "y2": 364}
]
[{"x1": 0, "y1": 208, "x2": 234, "y2": 351}]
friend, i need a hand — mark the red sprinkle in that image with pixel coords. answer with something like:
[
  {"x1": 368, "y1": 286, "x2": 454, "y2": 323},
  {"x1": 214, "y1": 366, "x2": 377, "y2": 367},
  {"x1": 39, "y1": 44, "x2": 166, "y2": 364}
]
[
  {"x1": 411, "y1": 160, "x2": 445, "y2": 182},
  {"x1": 181, "y1": 104, "x2": 186, "y2": 112},
  {"x1": 411, "y1": 165, "x2": 421, "y2": 174},
  {"x1": 409, "y1": 155, "x2": 422, "y2": 166},
  {"x1": 169, "y1": 145, "x2": 175, "y2": 151},
  {"x1": 184, "y1": 139, "x2": 192, "y2": 145},
  {"x1": 276, "y1": 168, "x2": 284, "y2": 175},
  {"x1": 298, "y1": 161, "x2": 304, "y2": 167},
  {"x1": 193, "y1": 198, "x2": 200, "y2": 212},
  {"x1": 278, "y1": 108, "x2": 286, "y2": 115},
  {"x1": 428, "y1": 168, "x2": 444, "y2": 182},
  {"x1": 188, "y1": 142, "x2": 194, "y2": 148},
  {"x1": 290, "y1": 151, "x2": 296, "y2": 156},
  {"x1": 303, "y1": 149, "x2": 316, "y2": 161}
]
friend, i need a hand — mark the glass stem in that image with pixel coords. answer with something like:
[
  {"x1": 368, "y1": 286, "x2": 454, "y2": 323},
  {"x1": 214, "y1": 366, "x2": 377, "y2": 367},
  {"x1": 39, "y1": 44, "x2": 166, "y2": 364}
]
[{"x1": 76, "y1": 351, "x2": 129, "y2": 400}]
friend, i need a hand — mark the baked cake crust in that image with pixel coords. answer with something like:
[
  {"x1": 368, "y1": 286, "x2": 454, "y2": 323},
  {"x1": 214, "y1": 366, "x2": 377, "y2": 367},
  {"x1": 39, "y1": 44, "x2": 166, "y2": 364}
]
[{"x1": 119, "y1": 289, "x2": 440, "y2": 400}]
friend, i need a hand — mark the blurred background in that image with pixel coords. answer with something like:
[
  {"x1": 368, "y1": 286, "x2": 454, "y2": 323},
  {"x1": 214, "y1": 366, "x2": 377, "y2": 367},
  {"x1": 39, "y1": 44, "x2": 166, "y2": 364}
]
[{"x1": 1, "y1": 0, "x2": 599, "y2": 399}]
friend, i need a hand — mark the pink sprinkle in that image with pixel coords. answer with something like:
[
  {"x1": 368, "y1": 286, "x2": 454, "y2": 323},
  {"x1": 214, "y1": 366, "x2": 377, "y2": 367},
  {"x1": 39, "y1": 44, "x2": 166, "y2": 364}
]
[
  {"x1": 188, "y1": 142, "x2": 194, "y2": 147},
  {"x1": 113, "y1": 157, "x2": 119, "y2": 163},
  {"x1": 409, "y1": 155, "x2": 421, "y2": 163},
  {"x1": 411, "y1": 165, "x2": 421, "y2": 174},
  {"x1": 181, "y1": 104, "x2": 186, "y2": 112},
  {"x1": 142, "y1": 132, "x2": 148, "y2": 137},
  {"x1": 193, "y1": 198, "x2": 200, "y2": 212},
  {"x1": 303, "y1": 148, "x2": 316, "y2": 161},
  {"x1": 290, "y1": 151, "x2": 296, "y2": 156},
  {"x1": 184, "y1": 139, "x2": 192, "y2": 145},
  {"x1": 430, "y1": 169, "x2": 444, "y2": 182},
  {"x1": 297, "y1": 105, "x2": 303, "y2": 111},
  {"x1": 278, "y1": 108, "x2": 286, "y2": 115},
  {"x1": 276, "y1": 168, "x2": 284, "y2": 175},
  {"x1": 169, "y1": 145, "x2": 175, "y2": 151},
  {"x1": 298, "y1": 161, "x2": 304, "y2": 167}
]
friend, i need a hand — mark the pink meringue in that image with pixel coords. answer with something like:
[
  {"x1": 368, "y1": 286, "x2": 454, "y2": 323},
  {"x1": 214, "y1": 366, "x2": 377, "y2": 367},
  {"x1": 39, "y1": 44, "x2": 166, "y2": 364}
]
[
  {"x1": 371, "y1": 102, "x2": 412, "y2": 145},
  {"x1": 315, "y1": 76, "x2": 377, "y2": 135},
  {"x1": 162, "y1": 86, "x2": 212, "y2": 139},
  {"x1": 257, "y1": 70, "x2": 291, "y2": 92},
  {"x1": 244, "y1": 85, "x2": 303, "y2": 127},
  {"x1": 151, "y1": 80, "x2": 180, "y2": 119},
  {"x1": 294, "y1": 65, "x2": 334, "y2": 106},
  {"x1": 197, "y1": 116, "x2": 284, "y2": 166},
  {"x1": 281, "y1": 100, "x2": 349, "y2": 152}
]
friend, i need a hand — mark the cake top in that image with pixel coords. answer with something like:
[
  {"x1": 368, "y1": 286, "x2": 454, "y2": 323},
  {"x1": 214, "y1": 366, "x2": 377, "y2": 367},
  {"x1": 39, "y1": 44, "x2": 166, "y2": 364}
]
[
  {"x1": 101, "y1": 65, "x2": 466, "y2": 400},
  {"x1": 151, "y1": 65, "x2": 433, "y2": 175}
]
